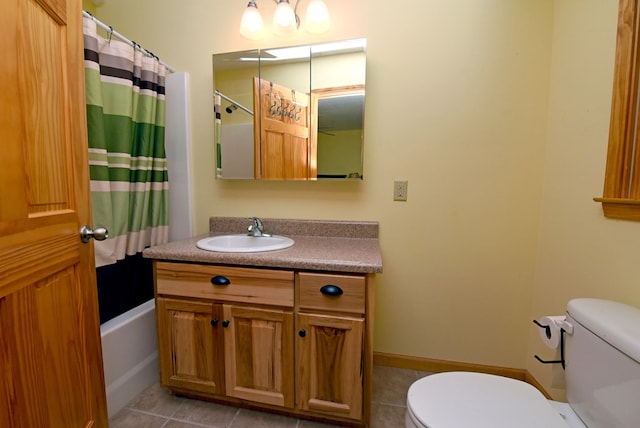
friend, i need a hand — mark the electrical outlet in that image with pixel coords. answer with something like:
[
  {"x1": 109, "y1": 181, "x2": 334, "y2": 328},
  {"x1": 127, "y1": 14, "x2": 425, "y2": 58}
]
[{"x1": 393, "y1": 180, "x2": 408, "y2": 201}]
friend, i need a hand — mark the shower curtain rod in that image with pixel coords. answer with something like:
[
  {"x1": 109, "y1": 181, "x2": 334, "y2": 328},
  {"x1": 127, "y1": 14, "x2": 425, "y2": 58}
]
[
  {"x1": 82, "y1": 11, "x2": 175, "y2": 73},
  {"x1": 215, "y1": 90, "x2": 254, "y2": 116}
]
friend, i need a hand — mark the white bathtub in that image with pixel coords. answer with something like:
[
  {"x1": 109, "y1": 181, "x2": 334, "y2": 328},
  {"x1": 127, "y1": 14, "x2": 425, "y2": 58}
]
[{"x1": 100, "y1": 299, "x2": 159, "y2": 418}]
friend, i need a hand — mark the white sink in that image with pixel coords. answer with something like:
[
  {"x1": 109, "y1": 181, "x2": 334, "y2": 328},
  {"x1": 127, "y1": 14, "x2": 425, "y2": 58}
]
[{"x1": 196, "y1": 234, "x2": 294, "y2": 253}]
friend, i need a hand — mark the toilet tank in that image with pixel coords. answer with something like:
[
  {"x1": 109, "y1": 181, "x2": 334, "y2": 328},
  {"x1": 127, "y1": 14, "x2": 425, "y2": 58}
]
[{"x1": 565, "y1": 298, "x2": 640, "y2": 428}]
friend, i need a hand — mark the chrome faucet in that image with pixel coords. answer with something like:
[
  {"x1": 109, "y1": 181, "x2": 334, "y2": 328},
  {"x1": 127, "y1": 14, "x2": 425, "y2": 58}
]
[{"x1": 247, "y1": 217, "x2": 270, "y2": 237}]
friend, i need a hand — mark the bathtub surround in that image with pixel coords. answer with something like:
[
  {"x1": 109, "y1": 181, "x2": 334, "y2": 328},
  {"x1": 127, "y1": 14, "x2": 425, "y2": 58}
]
[
  {"x1": 100, "y1": 299, "x2": 159, "y2": 418},
  {"x1": 165, "y1": 72, "x2": 195, "y2": 242}
]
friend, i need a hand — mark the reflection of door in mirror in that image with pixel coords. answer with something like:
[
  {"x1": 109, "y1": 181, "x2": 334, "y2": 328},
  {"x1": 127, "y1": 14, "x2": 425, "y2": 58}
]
[
  {"x1": 311, "y1": 85, "x2": 365, "y2": 179},
  {"x1": 254, "y1": 77, "x2": 312, "y2": 180}
]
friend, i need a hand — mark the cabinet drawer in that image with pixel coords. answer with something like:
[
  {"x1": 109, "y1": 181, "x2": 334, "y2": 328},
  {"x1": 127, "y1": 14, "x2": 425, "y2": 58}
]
[
  {"x1": 297, "y1": 272, "x2": 365, "y2": 314},
  {"x1": 156, "y1": 262, "x2": 294, "y2": 307}
]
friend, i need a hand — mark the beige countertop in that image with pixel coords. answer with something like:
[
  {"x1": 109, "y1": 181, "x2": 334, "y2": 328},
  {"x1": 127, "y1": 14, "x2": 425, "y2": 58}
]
[{"x1": 142, "y1": 217, "x2": 383, "y2": 274}]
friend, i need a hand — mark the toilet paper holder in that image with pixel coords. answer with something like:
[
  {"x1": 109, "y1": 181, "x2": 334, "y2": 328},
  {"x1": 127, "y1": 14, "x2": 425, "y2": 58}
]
[{"x1": 532, "y1": 319, "x2": 566, "y2": 369}]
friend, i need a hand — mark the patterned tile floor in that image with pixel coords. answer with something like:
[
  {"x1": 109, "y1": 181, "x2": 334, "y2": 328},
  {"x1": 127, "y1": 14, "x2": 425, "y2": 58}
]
[{"x1": 109, "y1": 365, "x2": 431, "y2": 428}]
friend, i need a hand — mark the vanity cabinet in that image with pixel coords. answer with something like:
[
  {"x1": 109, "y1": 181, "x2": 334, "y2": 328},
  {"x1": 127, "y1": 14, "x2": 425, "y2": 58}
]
[
  {"x1": 296, "y1": 272, "x2": 366, "y2": 420},
  {"x1": 222, "y1": 303, "x2": 294, "y2": 408},
  {"x1": 153, "y1": 260, "x2": 374, "y2": 427},
  {"x1": 156, "y1": 297, "x2": 224, "y2": 395},
  {"x1": 155, "y1": 262, "x2": 295, "y2": 405}
]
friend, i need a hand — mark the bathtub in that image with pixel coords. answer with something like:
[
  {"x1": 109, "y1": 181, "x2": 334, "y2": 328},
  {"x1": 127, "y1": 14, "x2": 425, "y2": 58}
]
[{"x1": 100, "y1": 298, "x2": 159, "y2": 418}]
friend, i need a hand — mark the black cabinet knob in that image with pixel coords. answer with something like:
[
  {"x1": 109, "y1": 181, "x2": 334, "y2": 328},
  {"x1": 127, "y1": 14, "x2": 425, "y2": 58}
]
[
  {"x1": 320, "y1": 284, "x2": 343, "y2": 296},
  {"x1": 222, "y1": 320, "x2": 230, "y2": 328},
  {"x1": 298, "y1": 329, "x2": 306, "y2": 338},
  {"x1": 210, "y1": 319, "x2": 219, "y2": 327},
  {"x1": 211, "y1": 275, "x2": 230, "y2": 286}
]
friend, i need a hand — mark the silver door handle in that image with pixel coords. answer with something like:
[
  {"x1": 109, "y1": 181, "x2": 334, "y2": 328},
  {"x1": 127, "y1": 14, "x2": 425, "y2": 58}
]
[{"x1": 80, "y1": 225, "x2": 109, "y2": 243}]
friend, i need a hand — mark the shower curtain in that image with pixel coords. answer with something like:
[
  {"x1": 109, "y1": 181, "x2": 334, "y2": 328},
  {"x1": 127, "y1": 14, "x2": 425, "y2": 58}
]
[{"x1": 83, "y1": 17, "x2": 169, "y2": 323}]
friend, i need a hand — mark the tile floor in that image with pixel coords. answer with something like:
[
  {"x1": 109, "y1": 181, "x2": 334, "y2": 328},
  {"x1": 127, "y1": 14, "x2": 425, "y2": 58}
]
[{"x1": 109, "y1": 365, "x2": 431, "y2": 428}]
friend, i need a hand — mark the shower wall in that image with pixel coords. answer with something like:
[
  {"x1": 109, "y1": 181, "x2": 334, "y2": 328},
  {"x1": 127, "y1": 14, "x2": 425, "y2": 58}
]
[{"x1": 166, "y1": 72, "x2": 194, "y2": 241}]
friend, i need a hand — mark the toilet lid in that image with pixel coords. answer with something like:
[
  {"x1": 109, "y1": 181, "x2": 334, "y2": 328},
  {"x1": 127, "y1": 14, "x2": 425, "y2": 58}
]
[{"x1": 406, "y1": 372, "x2": 570, "y2": 428}]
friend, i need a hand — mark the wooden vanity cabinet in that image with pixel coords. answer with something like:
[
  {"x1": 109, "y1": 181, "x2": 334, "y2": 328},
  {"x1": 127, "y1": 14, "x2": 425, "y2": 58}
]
[
  {"x1": 154, "y1": 262, "x2": 296, "y2": 408},
  {"x1": 156, "y1": 297, "x2": 224, "y2": 395},
  {"x1": 153, "y1": 261, "x2": 374, "y2": 427},
  {"x1": 222, "y1": 303, "x2": 294, "y2": 408},
  {"x1": 296, "y1": 272, "x2": 367, "y2": 421}
]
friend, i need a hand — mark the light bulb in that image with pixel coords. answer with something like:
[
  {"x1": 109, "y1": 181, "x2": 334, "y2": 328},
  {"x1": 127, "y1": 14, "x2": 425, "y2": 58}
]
[
  {"x1": 240, "y1": 0, "x2": 264, "y2": 40},
  {"x1": 273, "y1": 0, "x2": 297, "y2": 37},
  {"x1": 305, "y1": 0, "x2": 330, "y2": 34}
]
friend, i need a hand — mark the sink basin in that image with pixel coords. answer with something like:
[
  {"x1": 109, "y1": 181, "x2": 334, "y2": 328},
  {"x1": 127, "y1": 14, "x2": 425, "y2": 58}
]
[{"x1": 196, "y1": 234, "x2": 294, "y2": 253}]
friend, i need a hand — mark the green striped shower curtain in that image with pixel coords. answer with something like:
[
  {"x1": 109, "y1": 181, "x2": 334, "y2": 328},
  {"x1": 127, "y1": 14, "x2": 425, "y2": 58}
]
[
  {"x1": 83, "y1": 18, "x2": 169, "y2": 322},
  {"x1": 83, "y1": 17, "x2": 169, "y2": 321}
]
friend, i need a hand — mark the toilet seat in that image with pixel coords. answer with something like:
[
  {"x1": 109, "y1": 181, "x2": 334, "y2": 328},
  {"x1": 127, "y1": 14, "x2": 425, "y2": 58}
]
[{"x1": 406, "y1": 372, "x2": 571, "y2": 428}]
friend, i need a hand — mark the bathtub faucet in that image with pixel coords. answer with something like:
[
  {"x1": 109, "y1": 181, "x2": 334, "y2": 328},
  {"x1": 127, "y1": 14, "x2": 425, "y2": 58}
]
[{"x1": 247, "y1": 217, "x2": 270, "y2": 237}]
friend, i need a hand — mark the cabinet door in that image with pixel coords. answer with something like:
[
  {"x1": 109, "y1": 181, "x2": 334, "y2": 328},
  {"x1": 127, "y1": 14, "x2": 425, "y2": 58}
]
[
  {"x1": 297, "y1": 313, "x2": 364, "y2": 420},
  {"x1": 223, "y1": 304, "x2": 294, "y2": 408},
  {"x1": 156, "y1": 298, "x2": 224, "y2": 394}
]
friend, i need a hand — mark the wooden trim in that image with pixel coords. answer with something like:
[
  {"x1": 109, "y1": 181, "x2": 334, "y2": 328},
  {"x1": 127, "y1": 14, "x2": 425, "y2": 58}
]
[
  {"x1": 603, "y1": 0, "x2": 638, "y2": 198},
  {"x1": 598, "y1": 0, "x2": 640, "y2": 219},
  {"x1": 373, "y1": 352, "x2": 527, "y2": 380},
  {"x1": 373, "y1": 352, "x2": 555, "y2": 398},
  {"x1": 593, "y1": 197, "x2": 640, "y2": 221}
]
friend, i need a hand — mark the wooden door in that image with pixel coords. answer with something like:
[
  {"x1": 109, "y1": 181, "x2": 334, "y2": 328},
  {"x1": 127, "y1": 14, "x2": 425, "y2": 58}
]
[
  {"x1": 253, "y1": 77, "x2": 315, "y2": 180},
  {"x1": 156, "y1": 298, "x2": 224, "y2": 394},
  {"x1": 223, "y1": 304, "x2": 294, "y2": 408},
  {"x1": 0, "y1": 0, "x2": 108, "y2": 426},
  {"x1": 296, "y1": 313, "x2": 364, "y2": 420}
]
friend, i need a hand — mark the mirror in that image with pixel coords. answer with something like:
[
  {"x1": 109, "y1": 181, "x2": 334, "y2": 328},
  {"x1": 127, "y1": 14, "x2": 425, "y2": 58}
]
[{"x1": 213, "y1": 38, "x2": 366, "y2": 180}]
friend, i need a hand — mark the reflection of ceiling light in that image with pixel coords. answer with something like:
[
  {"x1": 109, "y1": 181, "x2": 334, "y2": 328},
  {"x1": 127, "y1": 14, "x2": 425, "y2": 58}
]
[
  {"x1": 311, "y1": 39, "x2": 366, "y2": 55},
  {"x1": 238, "y1": 39, "x2": 366, "y2": 63},
  {"x1": 264, "y1": 46, "x2": 310, "y2": 60},
  {"x1": 240, "y1": 0, "x2": 330, "y2": 40}
]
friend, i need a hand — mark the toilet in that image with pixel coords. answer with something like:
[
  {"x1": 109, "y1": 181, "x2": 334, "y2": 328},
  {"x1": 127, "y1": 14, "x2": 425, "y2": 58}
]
[{"x1": 405, "y1": 298, "x2": 640, "y2": 428}]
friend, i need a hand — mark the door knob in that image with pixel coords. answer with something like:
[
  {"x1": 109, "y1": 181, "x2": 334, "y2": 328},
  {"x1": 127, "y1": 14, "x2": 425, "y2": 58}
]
[{"x1": 80, "y1": 225, "x2": 109, "y2": 243}]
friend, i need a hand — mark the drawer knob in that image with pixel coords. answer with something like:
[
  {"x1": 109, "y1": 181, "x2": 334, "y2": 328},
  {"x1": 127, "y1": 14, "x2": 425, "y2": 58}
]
[
  {"x1": 211, "y1": 275, "x2": 231, "y2": 286},
  {"x1": 222, "y1": 320, "x2": 230, "y2": 328},
  {"x1": 299, "y1": 329, "x2": 306, "y2": 338},
  {"x1": 320, "y1": 284, "x2": 343, "y2": 296},
  {"x1": 210, "y1": 319, "x2": 219, "y2": 327}
]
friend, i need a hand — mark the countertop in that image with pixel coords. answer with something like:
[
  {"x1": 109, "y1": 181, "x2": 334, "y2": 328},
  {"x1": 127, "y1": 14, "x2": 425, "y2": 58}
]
[{"x1": 142, "y1": 217, "x2": 383, "y2": 274}]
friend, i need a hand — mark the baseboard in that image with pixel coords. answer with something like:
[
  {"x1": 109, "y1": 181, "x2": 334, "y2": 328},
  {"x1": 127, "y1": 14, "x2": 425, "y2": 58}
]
[{"x1": 373, "y1": 352, "x2": 551, "y2": 397}]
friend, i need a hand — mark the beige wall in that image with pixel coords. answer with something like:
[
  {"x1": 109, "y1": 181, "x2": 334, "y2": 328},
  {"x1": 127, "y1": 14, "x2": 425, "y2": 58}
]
[
  {"x1": 82, "y1": 0, "x2": 95, "y2": 15},
  {"x1": 90, "y1": 0, "x2": 640, "y2": 398},
  {"x1": 527, "y1": 0, "x2": 640, "y2": 399}
]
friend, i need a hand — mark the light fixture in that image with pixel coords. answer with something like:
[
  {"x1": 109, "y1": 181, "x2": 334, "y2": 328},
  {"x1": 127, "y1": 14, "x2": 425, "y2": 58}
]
[
  {"x1": 240, "y1": 0, "x2": 265, "y2": 40},
  {"x1": 273, "y1": 0, "x2": 298, "y2": 36},
  {"x1": 239, "y1": 0, "x2": 330, "y2": 40},
  {"x1": 305, "y1": 0, "x2": 330, "y2": 34}
]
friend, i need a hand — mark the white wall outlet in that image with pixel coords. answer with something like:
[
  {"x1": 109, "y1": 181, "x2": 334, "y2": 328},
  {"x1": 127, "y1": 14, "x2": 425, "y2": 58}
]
[{"x1": 393, "y1": 180, "x2": 408, "y2": 201}]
